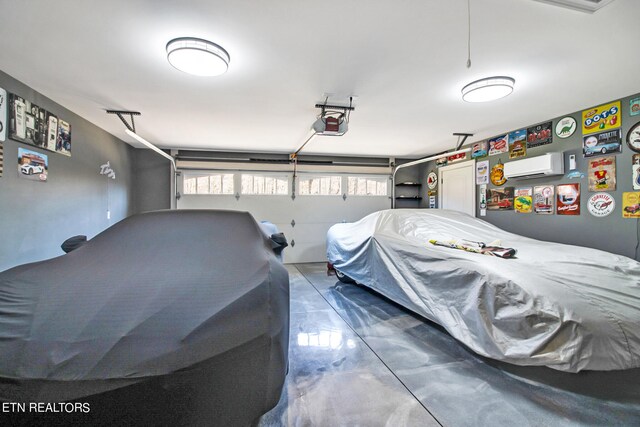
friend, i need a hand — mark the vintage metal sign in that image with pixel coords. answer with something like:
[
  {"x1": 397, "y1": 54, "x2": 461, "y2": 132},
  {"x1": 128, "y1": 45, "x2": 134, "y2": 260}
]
[
  {"x1": 471, "y1": 141, "x2": 488, "y2": 159},
  {"x1": 633, "y1": 154, "x2": 640, "y2": 190},
  {"x1": 587, "y1": 193, "x2": 615, "y2": 217},
  {"x1": 555, "y1": 116, "x2": 577, "y2": 139},
  {"x1": 476, "y1": 160, "x2": 489, "y2": 185},
  {"x1": 508, "y1": 129, "x2": 527, "y2": 159},
  {"x1": 533, "y1": 185, "x2": 554, "y2": 215},
  {"x1": 514, "y1": 188, "x2": 533, "y2": 214},
  {"x1": 526, "y1": 122, "x2": 552, "y2": 149},
  {"x1": 582, "y1": 101, "x2": 621, "y2": 135},
  {"x1": 427, "y1": 171, "x2": 437, "y2": 190},
  {"x1": 622, "y1": 192, "x2": 640, "y2": 218},
  {"x1": 487, "y1": 187, "x2": 514, "y2": 211},
  {"x1": 557, "y1": 183, "x2": 580, "y2": 215},
  {"x1": 588, "y1": 156, "x2": 616, "y2": 192},
  {"x1": 490, "y1": 162, "x2": 507, "y2": 186},
  {"x1": 582, "y1": 129, "x2": 622, "y2": 157},
  {"x1": 488, "y1": 135, "x2": 508, "y2": 156}
]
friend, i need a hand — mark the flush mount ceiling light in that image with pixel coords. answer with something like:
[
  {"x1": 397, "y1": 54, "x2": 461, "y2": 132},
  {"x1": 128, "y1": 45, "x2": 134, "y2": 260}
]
[
  {"x1": 531, "y1": 0, "x2": 616, "y2": 13},
  {"x1": 461, "y1": 76, "x2": 515, "y2": 103},
  {"x1": 166, "y1": 37, "x2": 230, "y2": 77}
]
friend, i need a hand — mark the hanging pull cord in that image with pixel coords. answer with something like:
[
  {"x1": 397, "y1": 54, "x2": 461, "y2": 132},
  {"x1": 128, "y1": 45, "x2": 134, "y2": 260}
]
[{"x1": 467, "y1": 0, "x2": 472, "y2": 68}]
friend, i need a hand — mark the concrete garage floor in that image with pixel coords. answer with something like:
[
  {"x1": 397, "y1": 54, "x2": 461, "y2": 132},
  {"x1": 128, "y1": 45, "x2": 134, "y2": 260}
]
[{"x1": 258, "y1": 263, "x2": 640, "y2": 427}]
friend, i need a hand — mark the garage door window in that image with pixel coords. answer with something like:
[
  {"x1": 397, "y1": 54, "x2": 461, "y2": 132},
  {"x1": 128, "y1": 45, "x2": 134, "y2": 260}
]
[
  {"x1": 184, "y1": 173, "x2": 234, "y2": 195},
  {"x1": 241, "y1": 174, "x2": 289, "y2": 195},
  {"x1": 298, "y1": 175, "x2": 342, "y2": 196},
  {"x1": 347, "y1": 176, "x2": 388, "y2": 196}
]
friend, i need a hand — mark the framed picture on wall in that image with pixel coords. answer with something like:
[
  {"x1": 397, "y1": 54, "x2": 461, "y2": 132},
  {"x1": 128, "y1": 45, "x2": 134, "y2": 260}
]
[
  {"x1": 18, "y1": 147, "x2": 48, "y2": 182},
  {"x1": 9, "y1": 92, "x2": 72, "y2": 157},
  {"x1": 56, "y1": 119, "x2": 71, "y2": 156}
]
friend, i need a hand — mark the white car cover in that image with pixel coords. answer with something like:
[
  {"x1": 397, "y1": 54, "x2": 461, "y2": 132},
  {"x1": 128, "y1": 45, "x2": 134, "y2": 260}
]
[{"x1": 327, "y1": 209, "x2": 640, "y2": 372}]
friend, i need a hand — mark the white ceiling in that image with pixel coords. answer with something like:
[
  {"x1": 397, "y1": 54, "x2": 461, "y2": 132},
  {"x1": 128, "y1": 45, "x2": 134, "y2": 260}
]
[{"x1": 0, "y1": 0, "x2": 638, "y2": 158}]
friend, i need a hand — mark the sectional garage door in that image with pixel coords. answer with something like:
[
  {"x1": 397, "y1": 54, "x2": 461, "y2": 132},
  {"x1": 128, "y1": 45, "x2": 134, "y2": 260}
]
[{"x1": 176, "y1": 163, "x2": 391, "y2": 263}]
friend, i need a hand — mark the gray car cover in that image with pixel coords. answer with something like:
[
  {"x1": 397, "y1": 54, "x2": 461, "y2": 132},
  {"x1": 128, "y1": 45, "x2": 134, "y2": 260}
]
[
  {"x1": 0, "y1": 210, "x2": 289, "y2": 425},
  {"x1": 327, "y1": 209, "x2": 640, "y2": 372}
]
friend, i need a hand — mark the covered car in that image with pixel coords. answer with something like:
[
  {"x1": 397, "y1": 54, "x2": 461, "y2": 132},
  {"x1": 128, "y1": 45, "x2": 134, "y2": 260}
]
[
  {"x1": 327, "y1": 209, "x2": 640, "y2": 372},
  {"x1": 0, "y1": 209, "x2": 289, "y2": 425}
]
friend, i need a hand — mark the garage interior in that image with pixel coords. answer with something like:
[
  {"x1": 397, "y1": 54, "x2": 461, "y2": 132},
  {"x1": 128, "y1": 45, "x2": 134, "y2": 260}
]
[{"x1": 1, "y1": 0, "x2": 640, "y2": 426}]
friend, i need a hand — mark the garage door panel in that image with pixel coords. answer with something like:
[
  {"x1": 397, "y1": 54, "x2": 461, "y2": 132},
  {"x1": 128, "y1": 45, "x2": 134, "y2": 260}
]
[{"x1": 178, "y1": 171, "x2": 391, "y2": 263}]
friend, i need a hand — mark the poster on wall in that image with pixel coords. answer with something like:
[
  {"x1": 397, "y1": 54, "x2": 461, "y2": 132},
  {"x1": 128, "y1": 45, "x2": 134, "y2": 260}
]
[
  {"x1": 508, "y1": 129, "x2": 527, "y2": 159},
  {"x1": 476, "y1": 160, "x2": 489, "y2": 185},
  {"x1": 555, "y1": 116, "x2": 577, "y2": 139},
  {"x1": 471, "y1": 141, "x2": 488, "y2": 159},
  {"x1": 0, "y1": 87, "x2": 6, "y2": 142},
  {"x1": 582, "y1": 129, "x2": 622, "y2": 157},
  {"x1": 622, "y1": 192, "x2": 640, "y2": 218},
  {"x1": 587, "y1": 193, "x2": 615, "y2": 218},
  {"x1": 488, "y1": 135, "x2": 508, "y2": 156},
  {"x1": 514, "y1": 188, "x2": 533, "y2": 214},
  {"x1": 587, "y1": 156, "x2": 616, "y2": 192},
  {"x1": 633, "y1": 154, "x2": 640, "y2": 190},
  {"x1": 533, "y1": 185, "x2": 554, "y2": 214},
  {"x1": 45, "y1": 112, "x2": 58, "y2": 151},
  {"x1": 487, "y1": 187, "x2": 514, "y2": 210},
  {"x1": 490, "y1": 162, "x2": 507, "y2": 186},
  {"x1": 526, "y1": 121, "x2": 552, "y2": 149},
  {"x1": 8, "y1": 93, "x2": 71, "y2": 156},
  {"x1": 9, "y1": 94, "x2": 27, "y2": 142},
  {"x1": 18, "y1": 147, "x2": 48, "y2": 182},
  {"x1": 56, "y1": 119, "x2": 72, "y2": 156},
  {"x1": 556, "y1": 183, "x2": 580, "y2": 215},
  {"x1": 9, "y1": 94, "x2": 48, "y2": 148},
  {"x1": 631, "y1": 98, "x2": 640, "y2": 117},
  {"x1": 582, "y1": 101, "x2": 621, "y2": 135}
]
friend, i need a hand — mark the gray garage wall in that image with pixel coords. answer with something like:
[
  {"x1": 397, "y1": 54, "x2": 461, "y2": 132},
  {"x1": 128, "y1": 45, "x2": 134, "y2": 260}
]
[
  {"x1": 418, "y1": 92, "x2": 640, "y2": 260},
  {"x1": 0, "y1": 70, "x2": 135, "y2": 272},
  {"x1": 133, "y1": 148, "x2": 172, "y2": 213}
]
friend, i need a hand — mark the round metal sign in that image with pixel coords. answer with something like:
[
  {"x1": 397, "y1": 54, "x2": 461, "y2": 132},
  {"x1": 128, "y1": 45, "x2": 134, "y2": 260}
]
[
  {"x1": 427, "y1": 171, "x2": 437, "y2": 190},
  {"x1": 490, "y1": 163, "x2": 507, "y2": 186},
  {"x1": 587, "y1": 192, "x2": 615, "y2": 217},
  {"x1": 555, "y1": 116, "x2": 577, "y2": 139}
]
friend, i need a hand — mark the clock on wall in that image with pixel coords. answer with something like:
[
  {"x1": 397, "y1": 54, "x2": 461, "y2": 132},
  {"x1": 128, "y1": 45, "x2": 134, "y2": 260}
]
[{"x1": 628, "y1": 121, "x2": 640, "y2": 153}]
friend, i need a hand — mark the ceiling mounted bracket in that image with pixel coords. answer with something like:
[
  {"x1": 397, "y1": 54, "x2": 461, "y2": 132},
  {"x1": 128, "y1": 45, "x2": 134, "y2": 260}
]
[
  {"x1": 106, "y1": 110, "x2": 141, "y2": 133},
  {"x1": 314, "y1": 103, "x2": 356, "y2": 112},
  {"x1": 453, "y1": 133, "x2": 474, "y2": 150}
]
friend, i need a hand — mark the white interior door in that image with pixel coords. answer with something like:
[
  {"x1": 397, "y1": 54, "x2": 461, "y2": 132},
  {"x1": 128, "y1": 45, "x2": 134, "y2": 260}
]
[{"x1": 438, "y1": 161, "x2": 475, "y2": 216}]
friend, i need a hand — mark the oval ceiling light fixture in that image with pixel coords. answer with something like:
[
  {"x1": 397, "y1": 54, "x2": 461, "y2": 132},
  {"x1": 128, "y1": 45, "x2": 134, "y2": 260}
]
[
  {"x1": 166, "y1": 37, "x2": 230, "y2": 77},
  {"x1": 461, "y1": 76, "x2": 515, "y2": 103}
]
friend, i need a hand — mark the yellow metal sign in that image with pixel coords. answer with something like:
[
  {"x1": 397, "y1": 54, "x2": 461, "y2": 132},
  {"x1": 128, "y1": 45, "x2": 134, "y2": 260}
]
[{"x1": 582, "y1": 101, "x2": 621, "y2": 135}]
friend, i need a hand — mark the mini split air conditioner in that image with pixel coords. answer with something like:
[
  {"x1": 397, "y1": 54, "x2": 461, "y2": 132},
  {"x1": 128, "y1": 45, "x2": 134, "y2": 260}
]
[
  {"x1": 312, "y1": 116, "x2": 348, "y2": 136},
  {"x1": 503, "y1": 152, "x2": 564, "y2": 180}
]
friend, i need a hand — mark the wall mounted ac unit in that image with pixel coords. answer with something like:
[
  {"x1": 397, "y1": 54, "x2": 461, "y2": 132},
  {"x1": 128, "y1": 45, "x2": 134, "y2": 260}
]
[{"x1": 503, "y1": 152, "x2": 564, "y2": 180}]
